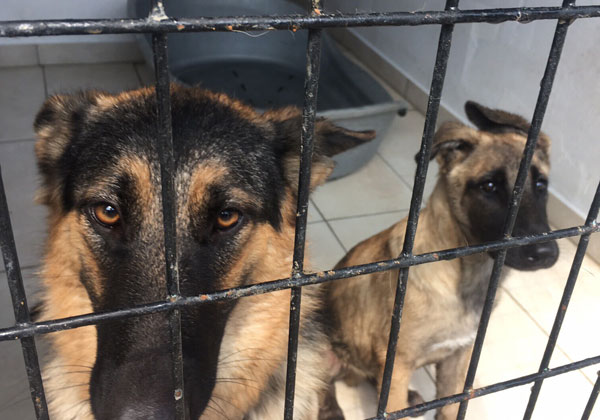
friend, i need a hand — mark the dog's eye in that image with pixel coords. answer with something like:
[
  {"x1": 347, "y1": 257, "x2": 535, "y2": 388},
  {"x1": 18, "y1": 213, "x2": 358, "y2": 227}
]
[
  {"x1": 216, "y1": 209, "x2": 241, "y2": 230},
  {"x1": 480, "y1": 181, "x2": 497, "y2": 194},
  {"x1": 92, "y1": 203, "x2": 121, "y2": 227},
  {"x1": 535, "y1": 179, "x2": 548, "y2": 192}
]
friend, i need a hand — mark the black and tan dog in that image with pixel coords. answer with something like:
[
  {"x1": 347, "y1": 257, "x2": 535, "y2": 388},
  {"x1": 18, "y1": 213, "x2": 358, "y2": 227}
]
[
  {"x1": 325, "y1": 101, "x2": 559, "y2": 419},
  {"x1": 32, "y1": 85, "x2": 374, "y2": 419}
]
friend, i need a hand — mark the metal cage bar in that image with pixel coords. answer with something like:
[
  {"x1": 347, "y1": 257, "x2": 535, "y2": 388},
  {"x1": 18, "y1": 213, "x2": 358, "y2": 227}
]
[
  {"x1": 0, "y1": 168, "x2": 48, "y2": 420},
  {"x1": 0, "y1": 224, "x2": 597, "y2": 342},
  {"x1": 0, "y1": 2, "x2": 598, "y2": 420},
  {"x1": 376, "y1": 0, "x2": 459, "y2": 415},
  {"x1": 456, "y1": 1, "x2": 575, "y2": 417},
  {"x1": 2, "y1": 7, "x2": 600, "y2": 37},
  {"x1": 284, "y1": 1, "x2": 323, "y2": 418},
  {"x1": 376, "y1": 355, "x2": 600, "y2": 420},
  {"x1": 581, "y1": 371, "x2": 600, "y2": 420},
  {"x1": 523, "y1": 182, "x2": 600, "y2": 418},
  {"x1": 152, "y1": 24, "x2": 187, "y2": 419}
]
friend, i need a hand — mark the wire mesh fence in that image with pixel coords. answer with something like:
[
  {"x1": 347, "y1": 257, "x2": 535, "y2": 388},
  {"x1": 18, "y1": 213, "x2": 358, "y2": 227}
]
[{"x1": 0, "y1": 1, "x2": 599, "y2": 419}]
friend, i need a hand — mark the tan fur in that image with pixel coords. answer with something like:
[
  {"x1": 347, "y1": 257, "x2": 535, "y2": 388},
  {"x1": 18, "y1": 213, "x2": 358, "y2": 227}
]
[
  {"x1": 33, "y1": 85, "x2": 373, "y2": 419},
  {"x1": 38, "y1": 212, "x2": 96, "y2": 420},
  {"x1": 327, "y1": 119, "x2": 552, "y2": 419}
]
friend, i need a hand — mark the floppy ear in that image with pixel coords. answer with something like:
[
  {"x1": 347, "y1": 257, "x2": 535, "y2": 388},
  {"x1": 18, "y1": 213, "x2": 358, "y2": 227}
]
[
  {"x1": 464, "y1": 100, "x2": 550, "y2": 159},
  {"x1": 426, "y1": 121, "x2": 477, "y2": 169},
  {"x1": 264, "y1": 107, "x2": 376, "y2": 191},
  {"x1": 34, "y1": 91, "x2": 100, "y2": 207}
]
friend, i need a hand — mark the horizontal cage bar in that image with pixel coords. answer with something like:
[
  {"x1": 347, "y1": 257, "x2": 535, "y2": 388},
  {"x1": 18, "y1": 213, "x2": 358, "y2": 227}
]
[
  {"x1": 0, "y1": 6, "x2": 599, "y2": 37},
  {"x1": 0, "y1": 224, "x2": 596, "y2": 342}
]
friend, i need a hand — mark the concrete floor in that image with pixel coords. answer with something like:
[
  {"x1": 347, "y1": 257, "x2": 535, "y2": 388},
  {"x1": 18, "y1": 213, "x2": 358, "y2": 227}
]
[{"x1": 0, "y1": 45, "x2": 599, "y2": 419}]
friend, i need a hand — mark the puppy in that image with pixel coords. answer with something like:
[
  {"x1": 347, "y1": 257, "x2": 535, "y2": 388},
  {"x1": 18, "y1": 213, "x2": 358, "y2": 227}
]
[
  {"x1": 32, "y1": 85, "x2": 374, "y2": 419},
  {"x1": 325, "y1": 101, "x2": 559, "y2": 419}
]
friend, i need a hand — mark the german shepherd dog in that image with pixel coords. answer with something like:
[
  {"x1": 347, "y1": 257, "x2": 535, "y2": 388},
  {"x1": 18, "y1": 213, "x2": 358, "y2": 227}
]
[
  {"x1": 325, "y1": 101, "x2": 559, "y2": 419},
  {"x1": 32, "y1": 85, "x2": 374, "y2": 419}
]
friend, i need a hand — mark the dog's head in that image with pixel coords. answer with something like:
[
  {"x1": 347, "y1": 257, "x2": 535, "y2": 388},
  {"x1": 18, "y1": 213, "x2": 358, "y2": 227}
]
[
  {"x1": 430, "y1": 100, "x2": 558, "y2": 270},
  {"x1": 34, "y1": 85, "x2": 374, "y2": 419}
]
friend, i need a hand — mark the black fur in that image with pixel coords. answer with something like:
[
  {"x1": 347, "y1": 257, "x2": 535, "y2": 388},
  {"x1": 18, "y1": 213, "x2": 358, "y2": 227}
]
[{"x1": 34, "y1": 85, "x2": 374, "y2": 419}]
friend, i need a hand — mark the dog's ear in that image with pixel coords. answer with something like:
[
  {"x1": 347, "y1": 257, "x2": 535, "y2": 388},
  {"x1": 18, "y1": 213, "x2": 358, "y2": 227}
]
[
  {"x1": 34, "y1": 91, "x2": 100, "y2": 207},
  {"x1": 464, "y1": 100, "x2": 550, "y2": 160},
  {"x1": 465, "y1": 100, "x2": 531, "y2": 135},
  {"x1": 264, "y1": 107, "x2": 375, "y2": 190},
  {"x1": 426, "y1": 121, "x2": 477, "y2": 168}
]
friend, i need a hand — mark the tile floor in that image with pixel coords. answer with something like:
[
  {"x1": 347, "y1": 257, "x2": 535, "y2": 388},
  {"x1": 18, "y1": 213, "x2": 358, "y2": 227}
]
[{"x1": 0, "y1": 53, "x2": 599, "y2": 420}]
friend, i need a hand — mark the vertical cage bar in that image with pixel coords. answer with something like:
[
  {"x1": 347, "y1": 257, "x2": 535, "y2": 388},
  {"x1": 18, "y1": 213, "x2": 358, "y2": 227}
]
[
  {"x1": 284, "y1": 1, "x2": 323, "y2": 418},
  {"x1": 152, "y1": 9, "x2": 186, "y2": 418},
  {"x1": 0, "y1": 168, "x2": 49, "y2": 420},
  {"x1": 376, "y1": 0, "x2": 459, "y2": 416},
  {"x1": 523, "y1": 182, "x2": 600, "y2": 419},
  {"x1": 581, "y1": 371, "x2": 600, "y2": 420},
  {"x1": 457, "y1": 2, "x2": 574, "y2": 418}
]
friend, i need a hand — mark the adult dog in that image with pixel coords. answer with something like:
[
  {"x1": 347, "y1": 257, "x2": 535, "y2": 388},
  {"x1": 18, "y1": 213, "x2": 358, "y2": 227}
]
[
  {"x1": 325, "y1": 101, "x2": 559, "y2": 419},
  {"x1": 33, "y1": 85, "x2": 374, "y2": 419}
]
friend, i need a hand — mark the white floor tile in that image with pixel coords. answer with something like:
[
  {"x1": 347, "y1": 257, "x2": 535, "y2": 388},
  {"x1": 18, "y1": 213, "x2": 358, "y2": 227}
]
[
  {"x1": 307, "y1": 199, "x2": 322, "y2": 224},
  {"x1": 328, "y1": 211, "x2": 407, "y2": 252},
  {"x1": 0, "y1": 268, "x2": 44, "y2": 420},
  {"x1": 0, "y1": 67, "x2": 46, "y2": 142},
  {"x1": 305, "y1": 221, "x2": 346, "y2": 272},
  {"x1": 502, "y1": 237, "x2": 600, "y2": 384},
  {"x1": 45, "y1": 63, "x2": 140, "y2": 94},
  {"x1": 311, "y1": 155, "x2": 412, "y2": 220},
  {"x1": 464, "y1": 288, "x2": 592, "y2": 420},
  {"x1": 0, "y1": 340, "x2": 37, "y2": 420},
  {"x1": 0, "y1": 141, "x2": 48, "y2": 270}
]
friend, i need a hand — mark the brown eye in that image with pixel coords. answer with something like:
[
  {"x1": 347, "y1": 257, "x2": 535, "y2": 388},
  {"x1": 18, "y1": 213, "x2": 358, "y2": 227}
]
[
  {"x1": 216, "y1": 209, "x2": 241, "y2": 230},
  {"x1": 93, "y1": 203, "x2": 120, "y2": 227}
]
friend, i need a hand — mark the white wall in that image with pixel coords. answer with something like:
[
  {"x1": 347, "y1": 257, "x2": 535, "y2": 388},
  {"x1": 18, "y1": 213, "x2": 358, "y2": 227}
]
[
  {"x1": 327, "y1": 0, "x2": 600, "y2": 219},
  {"x1": 0, "y1": 0, "x2": 132, "y2": 44}
]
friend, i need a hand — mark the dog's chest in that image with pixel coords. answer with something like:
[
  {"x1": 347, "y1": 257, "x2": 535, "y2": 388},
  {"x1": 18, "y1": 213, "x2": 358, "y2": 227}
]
[
  {"x1": 418, "y1": 257, "x2": 497, "y2": 364},
  {"x1": 459, "y1": 256, "x2": 497, "y2": 315}
]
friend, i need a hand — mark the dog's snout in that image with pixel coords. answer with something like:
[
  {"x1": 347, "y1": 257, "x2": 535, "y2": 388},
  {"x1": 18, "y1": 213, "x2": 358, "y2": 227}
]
[{"x1": 91, "y1": 348, "x2": 177, "y2": 420}]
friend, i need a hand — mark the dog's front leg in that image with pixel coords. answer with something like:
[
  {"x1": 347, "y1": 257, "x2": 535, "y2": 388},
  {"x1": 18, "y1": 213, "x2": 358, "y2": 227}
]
[
  {"x1": 377, "y1": 358, "x2": 412, "y2": 418},
  {"x1": 434, "y1": 345, "x2": 473, "y2": 420}
]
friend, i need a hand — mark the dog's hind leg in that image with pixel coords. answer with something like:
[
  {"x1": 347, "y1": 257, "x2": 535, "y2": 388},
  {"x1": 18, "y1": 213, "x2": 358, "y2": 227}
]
[
  {"x1": 434, "y1": 345, "x2": 472, "y2": 420},
  {"x1": 318, "y1": 381, "x2": 345, "y2": 420}
]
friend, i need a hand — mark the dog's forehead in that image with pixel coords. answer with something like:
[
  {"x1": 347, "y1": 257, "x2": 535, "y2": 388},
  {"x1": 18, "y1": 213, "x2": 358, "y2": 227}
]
[
  {"x1": 70, "y1": 90, "x2": 280, "y2": 215},
  {"x1": 456, "y1": 131, "x2": 549, "y2": 180}
]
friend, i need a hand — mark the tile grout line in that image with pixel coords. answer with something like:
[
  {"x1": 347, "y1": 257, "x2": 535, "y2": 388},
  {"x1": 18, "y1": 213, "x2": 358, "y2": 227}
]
[
  {"x1": 310, "y1": 199, "x2": 348, "y2": 253},
  {"x1": 375, "y1": 150, "x2": 414, "y2": 191},
  {"x1": 37, "y1": 45, "x2": 49, "y2": 99},
  {"x1": 499, "y1": 285, "x2": 593, "y2": 385},
  {"x1": 325, "y1": 208, "x2": 410, "y2": 223}
]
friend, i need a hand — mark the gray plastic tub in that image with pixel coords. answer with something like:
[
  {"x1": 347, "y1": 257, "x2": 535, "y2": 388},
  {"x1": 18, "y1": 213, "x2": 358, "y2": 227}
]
[{"x1": 129, "y1": 0, "x2": 407, "y2": 179}]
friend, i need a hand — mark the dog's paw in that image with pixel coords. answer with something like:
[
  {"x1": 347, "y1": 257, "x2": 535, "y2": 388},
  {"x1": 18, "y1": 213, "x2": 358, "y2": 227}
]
[{"x1": 407, "y1": 389, "x2": 426, "y2": 417}]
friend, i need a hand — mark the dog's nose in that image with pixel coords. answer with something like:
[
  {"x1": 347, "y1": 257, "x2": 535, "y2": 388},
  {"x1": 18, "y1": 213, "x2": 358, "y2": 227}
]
[{"x1": 523, "y1": 241, "x2": 559, "y2": 268}]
